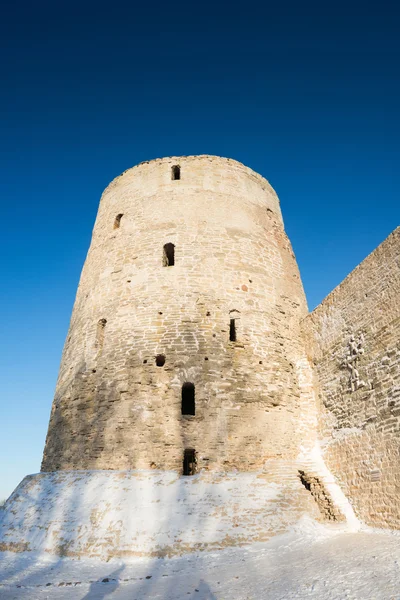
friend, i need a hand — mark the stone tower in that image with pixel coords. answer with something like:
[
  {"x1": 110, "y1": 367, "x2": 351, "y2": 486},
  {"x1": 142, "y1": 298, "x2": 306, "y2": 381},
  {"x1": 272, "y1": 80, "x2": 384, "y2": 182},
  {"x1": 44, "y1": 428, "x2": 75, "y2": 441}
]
[
  {"x1": 41, "y1": 155, "x2": 315, "y2": 474},
  {"x1": 2, "y1": 156, "x2": 363, "y2": 559}
]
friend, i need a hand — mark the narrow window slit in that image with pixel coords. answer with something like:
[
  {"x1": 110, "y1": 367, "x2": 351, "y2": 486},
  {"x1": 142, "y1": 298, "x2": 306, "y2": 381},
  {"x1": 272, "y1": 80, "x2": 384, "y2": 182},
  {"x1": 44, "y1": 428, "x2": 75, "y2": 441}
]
[
  {"x1": 163, "y1": 243, "x2": 175, "y2": 267},
  {"x1": 171, "y1": 165, "x2": 180, "y2": 180},
  {"x1": 114, "y1": 214, "x2": 123, "y2": 229},
  {"x1": 182, "y1": 383, "x2": 195, "y2": 415},
  {"x1": 229, "y1": 319, "x2": 237, "y2": 342},
  {"x1": 156, "y1": 354, "x2": 165, "y2": 367},
  {"x1": 183, "y1": 449, "x2": 196, "y2": 476}
]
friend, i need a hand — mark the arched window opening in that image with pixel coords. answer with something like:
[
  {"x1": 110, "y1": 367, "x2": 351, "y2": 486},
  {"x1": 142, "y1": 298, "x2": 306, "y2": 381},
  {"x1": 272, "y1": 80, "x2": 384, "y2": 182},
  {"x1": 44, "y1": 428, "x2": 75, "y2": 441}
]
[
  {"x1": 113, "y1": 214, "x2": 123, "y2": 229},
  {"x1": 156, "y1": 354, "x2": 166, "y2": 367},
  {"x1": 183, "y1": 449, "x2": 196, "y2": 476},
  {"x1": 163, "y1": 243, "x2": 175, "y2": 267},
  {"x1": 182, "y1": 383, "x2": 195, "y2": 415},
  {"x1": 171, "y1": 165, "x2": 181, "y2": 180},
  {"x1": 229, "y1": 319, "x2": 237, "y2": 342}
]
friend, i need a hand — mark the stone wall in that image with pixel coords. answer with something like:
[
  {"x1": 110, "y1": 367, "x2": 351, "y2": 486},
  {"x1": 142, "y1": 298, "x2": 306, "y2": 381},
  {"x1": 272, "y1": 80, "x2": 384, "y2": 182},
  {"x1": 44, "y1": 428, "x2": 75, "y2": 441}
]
[
  {"x1": 304, "y1": 228, "x2": 400, "y2": 529},
  {"x1": 42, "y1": 155, "x2": 318, "y2": 473}
]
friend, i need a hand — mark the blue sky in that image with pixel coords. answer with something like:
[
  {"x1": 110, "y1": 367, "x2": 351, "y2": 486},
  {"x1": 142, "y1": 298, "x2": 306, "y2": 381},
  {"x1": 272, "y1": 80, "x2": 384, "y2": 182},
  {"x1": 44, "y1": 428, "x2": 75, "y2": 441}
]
[{"x1": 0, "y1": 0, "x2": 399, "y2": 499}]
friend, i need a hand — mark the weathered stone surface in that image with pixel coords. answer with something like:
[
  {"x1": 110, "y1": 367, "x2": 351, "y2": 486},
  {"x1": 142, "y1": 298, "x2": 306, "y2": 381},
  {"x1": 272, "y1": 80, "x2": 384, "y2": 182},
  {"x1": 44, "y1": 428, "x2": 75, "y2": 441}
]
[
  {"x1": 41, "y1": 155, "x2": 317, "y2": 473},
  {"x1": 304, "y1": 227, "x2": 400, "y2": 529}
]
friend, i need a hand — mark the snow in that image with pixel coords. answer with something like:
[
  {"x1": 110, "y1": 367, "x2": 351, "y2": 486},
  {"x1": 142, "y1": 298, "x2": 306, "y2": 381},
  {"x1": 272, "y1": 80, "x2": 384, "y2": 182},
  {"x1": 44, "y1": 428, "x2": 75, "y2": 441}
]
[
  {"x1": 0, "y1": 468, "x2": 324, "y2": 558},
  {"x1": 1, "y1": 467, "x2": 399, "y2": 598},
  {"x1": 298, "y1": 442, "x2": 361, "y2": 531},
  {"x1": 1, "y1": 519, "x2": 400, "y2": 599}
]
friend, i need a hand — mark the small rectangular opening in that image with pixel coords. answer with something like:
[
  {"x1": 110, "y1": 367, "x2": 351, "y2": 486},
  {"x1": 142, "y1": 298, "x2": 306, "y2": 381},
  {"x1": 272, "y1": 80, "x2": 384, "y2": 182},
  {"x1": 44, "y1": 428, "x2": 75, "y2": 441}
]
[
  {"x1": 113, "y1": 213, "x2": 123, "y2": 229},
  {"x1": 182, "y1": 383, "x2": 195, "y2": 415},
  {"x1": 229, "y1": 319, "x2": 236, "y2": 342},
  {"x1": 171, "y1": 165, "x2": 180, "y2": 180},
  {"x1": 163, "y1": 243, "x2": 175, "y2": 267},
  {"x1": 183, "y1": 449, "x2": 196, "y2": 476}
]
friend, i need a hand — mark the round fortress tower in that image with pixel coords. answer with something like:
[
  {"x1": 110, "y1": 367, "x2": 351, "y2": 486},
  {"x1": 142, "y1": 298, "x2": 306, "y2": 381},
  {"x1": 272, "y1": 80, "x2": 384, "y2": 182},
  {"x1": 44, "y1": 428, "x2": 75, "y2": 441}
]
[
  {"x1": 2, "y1": 156, "x2": 351, "y2": 559},
  {"x1": 42, "y1": 155, "x2": 311, "y2": 474}
]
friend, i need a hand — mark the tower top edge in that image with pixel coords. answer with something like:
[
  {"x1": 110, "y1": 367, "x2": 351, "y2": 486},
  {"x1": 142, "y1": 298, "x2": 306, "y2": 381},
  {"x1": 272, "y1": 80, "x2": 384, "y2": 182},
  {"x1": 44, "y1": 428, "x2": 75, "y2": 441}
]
[{"x1": 103, "y1": 155, "x2": 278, "y2": 199}]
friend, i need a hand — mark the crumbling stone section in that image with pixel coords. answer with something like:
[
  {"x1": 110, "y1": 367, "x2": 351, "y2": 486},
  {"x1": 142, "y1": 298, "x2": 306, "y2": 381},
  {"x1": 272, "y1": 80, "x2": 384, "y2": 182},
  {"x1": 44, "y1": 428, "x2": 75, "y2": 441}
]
[
  {"x1": 298, "y1": 470, "x2": 345, "y2": 522},
  {"x1": 41, "y1": 155, "x2": 317, "y2": 473},
  {"x1": 304, "y1": 227, "x2": 400, "y2": 530}
]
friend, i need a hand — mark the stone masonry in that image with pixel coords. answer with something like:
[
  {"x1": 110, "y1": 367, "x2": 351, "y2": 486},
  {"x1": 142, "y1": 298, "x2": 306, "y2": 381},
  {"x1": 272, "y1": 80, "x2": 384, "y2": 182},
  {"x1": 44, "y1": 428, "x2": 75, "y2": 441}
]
[
  {"x1": 2, "y1": 155, "x2": 396, "y2": 557},
  {"x1": 41, "y1": 155, "x2": 319, "y2": 474},
  {"x1": 304, "y1": 228, "x2": 400, "y2": 529}
]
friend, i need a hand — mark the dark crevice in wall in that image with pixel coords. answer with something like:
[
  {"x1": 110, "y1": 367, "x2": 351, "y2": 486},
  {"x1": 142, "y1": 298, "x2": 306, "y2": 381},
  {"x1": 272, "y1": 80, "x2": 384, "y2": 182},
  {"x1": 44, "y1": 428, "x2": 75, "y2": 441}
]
[{"x1": 298, "y1": 470, "x2": 345, "y2": 522}]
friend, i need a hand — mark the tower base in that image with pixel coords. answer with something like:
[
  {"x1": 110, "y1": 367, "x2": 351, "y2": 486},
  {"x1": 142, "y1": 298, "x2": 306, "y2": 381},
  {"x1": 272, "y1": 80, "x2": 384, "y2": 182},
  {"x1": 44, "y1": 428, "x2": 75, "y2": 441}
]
[{"x1": 0, "y1": 463, "x2": 350, "y2": 559}]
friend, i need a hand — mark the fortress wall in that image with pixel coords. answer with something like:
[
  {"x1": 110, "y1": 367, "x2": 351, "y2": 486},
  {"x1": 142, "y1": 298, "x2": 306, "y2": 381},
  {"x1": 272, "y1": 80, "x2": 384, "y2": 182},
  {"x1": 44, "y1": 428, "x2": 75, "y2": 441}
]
[
  {"x1": 304, "y1": 227, "x2": 400, "y2": 528},
  {"x1": 42, "y1": 156, "x2": 316, "y2": 473}
]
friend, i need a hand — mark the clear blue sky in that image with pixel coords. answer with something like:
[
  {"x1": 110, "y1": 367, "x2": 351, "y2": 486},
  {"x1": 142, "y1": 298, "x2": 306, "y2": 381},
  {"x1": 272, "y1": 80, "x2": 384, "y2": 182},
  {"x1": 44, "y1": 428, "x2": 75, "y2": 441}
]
[{"x1": 1, "y1": 1, "x2": 399, "y2": 499}]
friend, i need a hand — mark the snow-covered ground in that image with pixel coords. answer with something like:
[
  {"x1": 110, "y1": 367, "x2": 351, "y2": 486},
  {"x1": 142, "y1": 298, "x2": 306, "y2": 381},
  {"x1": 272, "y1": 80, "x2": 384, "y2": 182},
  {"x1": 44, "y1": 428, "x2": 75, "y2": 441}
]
[
  {"x1": 1, "y1": 518, "x2": 399, "y2": 599},
  {"x1": 0, "y1": 467, "x2": 329, "y2": 557}
]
